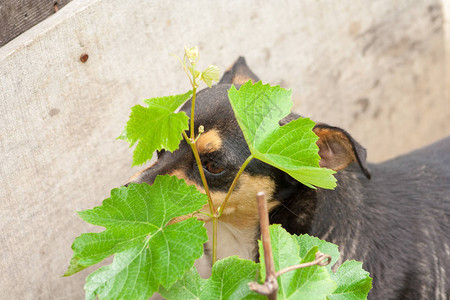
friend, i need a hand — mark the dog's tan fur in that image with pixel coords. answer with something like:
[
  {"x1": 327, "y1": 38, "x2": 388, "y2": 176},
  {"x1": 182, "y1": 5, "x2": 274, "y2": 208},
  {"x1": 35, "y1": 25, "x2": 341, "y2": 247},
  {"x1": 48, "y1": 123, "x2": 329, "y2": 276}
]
[
  {"x1": 196, "y1": 129, "x2": 223, "y2": 154},
  {"x1": 169, "y1": 169, "x2": 277, "y2": 230}
]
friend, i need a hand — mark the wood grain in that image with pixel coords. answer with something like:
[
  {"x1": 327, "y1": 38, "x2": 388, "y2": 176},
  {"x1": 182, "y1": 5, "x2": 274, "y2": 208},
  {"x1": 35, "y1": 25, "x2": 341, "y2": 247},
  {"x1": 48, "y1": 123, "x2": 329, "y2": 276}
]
[{"x1": 0, "y1": 0, "x2": 72, "y2": 47}]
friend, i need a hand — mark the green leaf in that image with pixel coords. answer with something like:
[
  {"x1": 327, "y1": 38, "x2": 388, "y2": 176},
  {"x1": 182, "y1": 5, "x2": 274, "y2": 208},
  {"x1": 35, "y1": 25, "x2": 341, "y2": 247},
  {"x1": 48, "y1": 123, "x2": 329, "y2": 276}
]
[
  {"x1": 201, "y1": 257, "x2": 264, "y2": 300},
  {"x1": 160, "y1": 256, "x2": 265, "y2": 300},
  {"x1": 228, "y1": 81, "x2": 336, "y2": 189},
  {"x1": 297, "y1": 234, "x2": 340, "y2": 271},
  {"x1": 201, "y1": 65, "x2": 220, "y2": 87},
  {"x1": 159, "y1": 267, "x2": 203, "y2": 300},
  {"x1": 65, "y1": 175, "x2": 208, "y2": 299},
  {"x1": 260, "y1": 225, "x2": 336, "y2": 299},
  {"x1": 327, "y1": 261, "x2": 372, "y2": 300},
  {"x1": 121, "y1": 90, "x2": 192, "y2": 166},
  {"x1": 258, "y1": 225, "x2": 300, "y2": 284}
]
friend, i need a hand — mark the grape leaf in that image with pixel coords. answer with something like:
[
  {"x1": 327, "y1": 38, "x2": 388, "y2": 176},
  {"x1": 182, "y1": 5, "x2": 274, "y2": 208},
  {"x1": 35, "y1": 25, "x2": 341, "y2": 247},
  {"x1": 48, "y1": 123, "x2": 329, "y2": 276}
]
[
  {"x1": 201, "y1": 65, "x2": 220, "y2": 88},
  {"x1": 297, "y1": 235, "x2": 371, "y2": 299},
  {"x1": 259, "y1": 225, "x2": 337, "y2": 299},
  {"x1": 119, "y1": 90, "x2": 192, "y2": 166},
  {"x1": 327, "y1": 261, "x2": 372, "y2": 300},
  {"x1": 160, "y1": 256, "x2": 265, "y2": 300},
  {"x1": 201, "y1": 257, "x2": 264, "y2": 300},
  {"x1": 65, "y1": 175, "x2": 208, "y2": 299},
  {"x1": 228, "y1": 81, "x2": 336, "y2": 189},
  {"x1": 160, "y1": 225, "x2": 371, "y2": 300},
  {"x1": 158, "y1": 267, "x2": 203, "y2": 300},
  {"x1": 297, "y1": 234, "x2": 340, "y2": 271}
]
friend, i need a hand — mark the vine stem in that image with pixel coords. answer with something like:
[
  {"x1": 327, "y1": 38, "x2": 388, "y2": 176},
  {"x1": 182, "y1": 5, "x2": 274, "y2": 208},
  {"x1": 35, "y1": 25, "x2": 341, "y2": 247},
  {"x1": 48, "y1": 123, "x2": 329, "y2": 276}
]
[
  {"x1": 190, "y1": 85, "x2": 197, "y2": 140},
  {"x1": 181, "y1": 54, "x2": 253, "y2": 265},
  {"x1": 249, "y1": 192, "x2": 278, "y2": 299},
  {"x1": 181, "y1": 57, "x2": 220, "y2": 265},
  {"x1": 183, "y1": 127, "x2": 218, "y2": 264},
  {"x1": 212, "y1": 216, "x2": 218, "y2": 264},
  {"x1": 182, "y1": 131, "x2": 214, "y2": 214},
  {"x1": 275, "y1": 252, "x2": 331, "y2": 277},
  {"x1": 249, "y1": 193, "x2": 332, "y2": 299},
  {"x1": 218, "y1": 155, "x2": 254, "y2": 217}
]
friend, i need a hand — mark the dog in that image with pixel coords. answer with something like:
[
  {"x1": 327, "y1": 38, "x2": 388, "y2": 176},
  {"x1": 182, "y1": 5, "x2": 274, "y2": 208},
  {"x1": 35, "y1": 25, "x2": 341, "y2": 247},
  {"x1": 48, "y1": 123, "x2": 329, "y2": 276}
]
[{"x1": 128, "y1": 57, "x2": 449, "y2": 299}]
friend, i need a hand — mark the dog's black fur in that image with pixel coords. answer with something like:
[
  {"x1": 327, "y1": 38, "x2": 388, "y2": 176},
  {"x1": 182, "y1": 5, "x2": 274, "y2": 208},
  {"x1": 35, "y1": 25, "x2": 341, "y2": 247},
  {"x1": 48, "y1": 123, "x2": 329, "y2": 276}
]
[{"x1": 130, "y1": 57, "x2": 449, "y2": 299}]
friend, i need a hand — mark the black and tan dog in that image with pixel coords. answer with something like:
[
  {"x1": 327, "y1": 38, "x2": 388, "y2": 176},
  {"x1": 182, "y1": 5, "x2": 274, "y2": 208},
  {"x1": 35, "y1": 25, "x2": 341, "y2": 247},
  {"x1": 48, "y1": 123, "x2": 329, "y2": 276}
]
[{"x1": 128, "y1": 58, "x2": 449, "y2": 299}]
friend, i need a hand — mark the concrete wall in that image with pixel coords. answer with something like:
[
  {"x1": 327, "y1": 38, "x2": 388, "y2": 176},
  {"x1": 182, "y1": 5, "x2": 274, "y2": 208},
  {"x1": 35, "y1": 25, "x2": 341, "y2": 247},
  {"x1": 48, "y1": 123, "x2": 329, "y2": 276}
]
[{"x1": 0, "y1": 0, "x2": 449, "y2": 298}]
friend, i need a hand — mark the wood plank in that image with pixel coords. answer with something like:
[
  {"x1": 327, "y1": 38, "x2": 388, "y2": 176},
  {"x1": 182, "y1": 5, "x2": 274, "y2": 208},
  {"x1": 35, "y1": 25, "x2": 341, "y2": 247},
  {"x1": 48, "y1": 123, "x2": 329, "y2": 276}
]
[{"x1": 0, "y1": 0, "x2": 72, "y2": 47}]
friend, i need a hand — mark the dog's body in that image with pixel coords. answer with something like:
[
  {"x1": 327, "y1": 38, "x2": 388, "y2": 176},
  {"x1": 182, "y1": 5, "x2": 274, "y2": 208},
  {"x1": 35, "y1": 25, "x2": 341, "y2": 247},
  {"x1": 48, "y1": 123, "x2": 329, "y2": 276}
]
[
  {"x1": 130, "y1": 58, "x2": 449, "y2": 299},
  {"x1": 272, "y1": 137, "x2": 450, "y2": 299}
]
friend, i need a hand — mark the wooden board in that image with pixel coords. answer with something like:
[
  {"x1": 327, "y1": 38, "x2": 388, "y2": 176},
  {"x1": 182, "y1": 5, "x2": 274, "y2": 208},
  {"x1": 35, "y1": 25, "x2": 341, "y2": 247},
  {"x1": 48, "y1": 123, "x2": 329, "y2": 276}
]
[{"x1": 0, "y1": 0, "x2": 72, "y2": 47}]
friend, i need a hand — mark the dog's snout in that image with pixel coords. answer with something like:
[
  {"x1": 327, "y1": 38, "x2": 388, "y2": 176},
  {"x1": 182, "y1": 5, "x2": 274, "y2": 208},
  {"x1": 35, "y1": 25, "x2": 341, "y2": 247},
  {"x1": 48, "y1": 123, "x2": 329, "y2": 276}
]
[{"x1": 125, "y1": 156, "x2": 182, "y2": 186}]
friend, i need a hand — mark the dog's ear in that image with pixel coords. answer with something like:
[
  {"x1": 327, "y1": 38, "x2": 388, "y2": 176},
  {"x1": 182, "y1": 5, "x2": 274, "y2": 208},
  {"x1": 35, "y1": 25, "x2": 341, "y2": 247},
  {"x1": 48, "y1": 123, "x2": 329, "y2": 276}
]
[
  {"x1": 219, "y1": 57, "x2": 260, "y2": 85},
  {"x1": 313, "y1": 124, "x2": 371, "y2": 179}
]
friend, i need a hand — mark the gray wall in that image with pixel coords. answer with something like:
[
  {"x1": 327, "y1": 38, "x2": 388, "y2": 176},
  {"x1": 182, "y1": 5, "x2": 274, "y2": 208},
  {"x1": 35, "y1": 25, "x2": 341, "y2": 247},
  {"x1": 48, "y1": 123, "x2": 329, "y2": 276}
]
[{"x1": 0, "y1": 0, "x2": 449, "y2": 298}]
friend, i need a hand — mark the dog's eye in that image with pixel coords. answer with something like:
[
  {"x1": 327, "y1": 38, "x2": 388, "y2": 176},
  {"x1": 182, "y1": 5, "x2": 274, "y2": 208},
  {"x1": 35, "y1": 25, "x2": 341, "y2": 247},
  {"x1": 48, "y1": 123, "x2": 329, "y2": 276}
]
[{"x1": 204, "y1": 161, "x2": 225, "y2": 175}]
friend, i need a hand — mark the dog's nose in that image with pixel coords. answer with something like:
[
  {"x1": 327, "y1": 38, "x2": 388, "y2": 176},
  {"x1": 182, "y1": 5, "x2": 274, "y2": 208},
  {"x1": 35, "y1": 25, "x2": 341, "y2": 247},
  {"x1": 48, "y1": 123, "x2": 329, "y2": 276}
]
[{"x1": 123, "y1": 182, "x2": 130, "y2": 187}]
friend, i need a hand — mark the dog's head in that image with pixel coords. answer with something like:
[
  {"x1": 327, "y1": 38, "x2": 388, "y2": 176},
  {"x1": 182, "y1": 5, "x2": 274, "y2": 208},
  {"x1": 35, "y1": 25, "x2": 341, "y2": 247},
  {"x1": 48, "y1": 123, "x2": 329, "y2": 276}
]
[{"x1": 127, "y1": 57, "x2": 370, "y2": 230}]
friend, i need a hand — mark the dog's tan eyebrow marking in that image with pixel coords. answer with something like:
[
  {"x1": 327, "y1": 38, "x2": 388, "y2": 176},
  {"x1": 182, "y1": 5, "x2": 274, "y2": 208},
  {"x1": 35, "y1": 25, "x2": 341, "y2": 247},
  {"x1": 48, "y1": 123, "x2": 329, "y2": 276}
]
[{"x1": 197, "y1": 129, "x2": 223, "y2": 154}]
